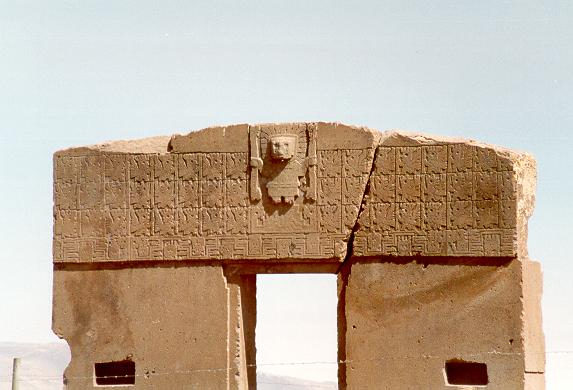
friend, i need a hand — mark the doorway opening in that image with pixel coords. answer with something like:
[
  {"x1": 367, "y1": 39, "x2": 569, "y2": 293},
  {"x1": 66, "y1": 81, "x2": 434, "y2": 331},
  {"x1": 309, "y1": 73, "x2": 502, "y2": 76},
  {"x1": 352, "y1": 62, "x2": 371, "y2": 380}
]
[{"x1": 256, "y1": 273, "x2": 338, "y2": 389}]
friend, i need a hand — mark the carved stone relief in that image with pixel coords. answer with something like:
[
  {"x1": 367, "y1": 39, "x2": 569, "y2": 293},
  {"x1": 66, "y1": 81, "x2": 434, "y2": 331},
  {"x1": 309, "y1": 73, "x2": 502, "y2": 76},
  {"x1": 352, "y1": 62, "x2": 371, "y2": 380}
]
[{"x1": 53, "y1": 124, "x2": 526, "y2": 262}]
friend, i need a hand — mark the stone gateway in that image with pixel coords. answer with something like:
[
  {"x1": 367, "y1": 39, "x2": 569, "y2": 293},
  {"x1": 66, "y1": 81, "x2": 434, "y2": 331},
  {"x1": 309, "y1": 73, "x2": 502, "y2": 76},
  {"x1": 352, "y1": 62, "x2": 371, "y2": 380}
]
[{"x1": 52, "y1": 123, "x2": 544, "y2": 389}]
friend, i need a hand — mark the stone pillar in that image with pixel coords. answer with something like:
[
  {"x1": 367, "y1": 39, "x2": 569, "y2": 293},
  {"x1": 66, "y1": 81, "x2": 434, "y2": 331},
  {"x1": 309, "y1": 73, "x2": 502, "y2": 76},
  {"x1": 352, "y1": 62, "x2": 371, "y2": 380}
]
[
  {"x1": 338, "y1": 258, "x2": 544, "y2": 389},
  {"x1": 226, "y1": 273, "x2": 257, "y2": 390},
  {"x1": 338, "y1": 131, "x2": 544, "y2": 389},
  {"x1": 53, "y1": 265, "x2": 232, "y2": 389}
]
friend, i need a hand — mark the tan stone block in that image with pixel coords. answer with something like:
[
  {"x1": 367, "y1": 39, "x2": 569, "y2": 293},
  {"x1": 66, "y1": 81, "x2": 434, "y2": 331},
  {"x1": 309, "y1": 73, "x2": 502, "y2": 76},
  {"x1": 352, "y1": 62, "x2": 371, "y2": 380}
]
[
  {"x1": 397, "y1": 146, "x2": 422, "y2": 174},
  {"x1": 53, "y1": 266, "x2": 233, "y2": 389},
  {"x1": 422, "y1": 145, "x2": 448, "y2": 173},
  {"x1": 373, "y1": 146, "x2": 396, "y2": 174},
  {"x1": 397, "y1": 174, "x2": 422, "y2": 202},
  {"x1": 169, "y1": 124, "x2": 249, "y2": 153},
  {"x1": 422, "y1": 173, "x2": 446, "y2": 202},
  {"x1": 369, "y1": 175, "x2": 395, "y2": 203},
  {"x1": 523, "y1": 260, "x2": 545, "y2": 373},
  {"x1": 339, "y1": 259, "x2": 542, "y2": 390},
  {"x1": 316, "y1": 122, "x2": 380, "y2": 150}
]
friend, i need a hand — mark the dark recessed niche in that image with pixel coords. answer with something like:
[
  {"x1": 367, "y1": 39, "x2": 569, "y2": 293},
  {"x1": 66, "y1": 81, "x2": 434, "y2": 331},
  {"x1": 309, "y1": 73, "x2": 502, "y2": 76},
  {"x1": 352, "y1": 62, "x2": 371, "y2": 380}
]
[
  {"x1": 445, "y1": 360, "x2": 488, "y2": 386},
  {"x1": 94, "y1": 360, "x2": 135, "y2": 386}
]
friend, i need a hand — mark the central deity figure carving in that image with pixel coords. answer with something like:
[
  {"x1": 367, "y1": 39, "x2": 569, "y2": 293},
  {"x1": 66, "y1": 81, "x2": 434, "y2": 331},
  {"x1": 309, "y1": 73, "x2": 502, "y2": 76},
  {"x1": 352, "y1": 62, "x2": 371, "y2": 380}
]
[
  {"x1": 270, "y1": 135, "x2": 297, "y2": 160},
  {"x1": 249, "y1": 124, "x2": 317, "y2": 205}
]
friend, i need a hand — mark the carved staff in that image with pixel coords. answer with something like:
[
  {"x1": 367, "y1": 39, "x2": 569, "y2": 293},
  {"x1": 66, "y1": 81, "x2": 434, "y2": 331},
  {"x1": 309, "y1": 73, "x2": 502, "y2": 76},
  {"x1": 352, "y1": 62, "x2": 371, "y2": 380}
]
[
  {"x1": 249, "y1": 126, "x2": 263, "y2": 201},
  {"x1": 306, "y1": 123, "x2": 317, "y2": 201}
]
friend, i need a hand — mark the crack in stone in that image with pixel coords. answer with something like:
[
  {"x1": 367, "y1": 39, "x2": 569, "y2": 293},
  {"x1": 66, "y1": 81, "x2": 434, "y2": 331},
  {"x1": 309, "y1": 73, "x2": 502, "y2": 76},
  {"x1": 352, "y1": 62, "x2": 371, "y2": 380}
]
[{"x1": 337, "y1": 143, "x2": 380, "y2": 273}]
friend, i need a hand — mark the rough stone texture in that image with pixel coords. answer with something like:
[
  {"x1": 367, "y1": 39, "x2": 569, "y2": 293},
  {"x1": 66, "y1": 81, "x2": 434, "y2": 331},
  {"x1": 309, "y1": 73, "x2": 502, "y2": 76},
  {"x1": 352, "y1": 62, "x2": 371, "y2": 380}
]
[
  {"x1": 337, "y1": 258, "x2": 544, "y2": 389},
  {"x1": 53, "y1": 123, "x2": 378, "y2": 263},
  {"x1": 53, "y1": 265, "x2": 236, "y2": 389},
  {"x1": 52, "y1": 123, "x2": 544, "y2": 389},
  {"x1": 354, "y1": 132, "x2": 536, "y2": 258}
]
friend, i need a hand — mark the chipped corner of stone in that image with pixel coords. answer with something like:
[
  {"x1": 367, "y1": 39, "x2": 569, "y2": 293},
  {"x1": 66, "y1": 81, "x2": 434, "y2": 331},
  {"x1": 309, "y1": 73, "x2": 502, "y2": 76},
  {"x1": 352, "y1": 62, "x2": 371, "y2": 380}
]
[
  {"x1": 54, "y1": 135, "x2": 172, "y2": 157},
  {"x1": 316, "y1": 122, "x2": 381, "y2": 150},
  {"x1": 168, "y1": 123, "x2": 249, "y2": 153}
]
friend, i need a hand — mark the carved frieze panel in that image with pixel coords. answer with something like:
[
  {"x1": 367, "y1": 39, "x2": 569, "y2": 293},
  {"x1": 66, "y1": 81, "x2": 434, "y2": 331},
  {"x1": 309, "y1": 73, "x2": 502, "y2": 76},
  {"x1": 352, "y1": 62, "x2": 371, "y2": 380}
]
[
  {"x1": 53, "y1": 125, "x2": 525, "y2": 262},
  {"x1": 54, "y1": 124, "x2": 376, "y2": 262},
  {"x1": 354, "y1": 143, "x2": 519, "y2": 257}
]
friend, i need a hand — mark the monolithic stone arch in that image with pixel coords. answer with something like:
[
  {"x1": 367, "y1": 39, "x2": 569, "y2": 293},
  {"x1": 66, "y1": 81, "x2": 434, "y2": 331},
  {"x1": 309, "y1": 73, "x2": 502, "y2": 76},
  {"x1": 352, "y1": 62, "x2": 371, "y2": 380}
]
[{"x1": 52, "y1": 123, "x2": 544, "y2": 389}]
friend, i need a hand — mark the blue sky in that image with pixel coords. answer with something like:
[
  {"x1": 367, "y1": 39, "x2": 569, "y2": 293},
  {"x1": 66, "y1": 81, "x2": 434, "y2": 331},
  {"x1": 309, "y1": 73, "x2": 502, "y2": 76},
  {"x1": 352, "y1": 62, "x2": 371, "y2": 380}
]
[{"x1": 1, "y1": 0, "x2": 572, "y2": 387}]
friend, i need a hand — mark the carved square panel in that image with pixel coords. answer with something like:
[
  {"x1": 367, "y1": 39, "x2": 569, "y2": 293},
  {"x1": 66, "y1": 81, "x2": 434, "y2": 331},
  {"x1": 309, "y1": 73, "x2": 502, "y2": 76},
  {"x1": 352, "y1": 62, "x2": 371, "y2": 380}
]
[
  {"x1": 79, "y1": 181, "x2": 104, "y2": 209},
  {"x1": 500, "y1": 199, "x2": 517, "y2": 228},
  {"x1": 80, "y1": 156, "x2": 104, "y2": 182},
  {"x1": 397, "y1": 175, "x2": 422, "y2": 202},
  {"x1": 343, "y1": 205, "x2": 360, "y2": 230},
  {"x1": 202, "y1": 153, "x2": 224, "y2": 180},
  {"x1": 474, "y1": 172, "x2": 498, "y2": 200},
  {"x1": 226, "y1": 179, "x2": 249, "y2": 207},
  {"x1": 105, "y1": 209, "x2": 128, "y2": 236},
  {"x1": 447, "y1": 172, "x2": 473, "y2": 201},
  {"x1": 318, "y1": 178, "x2": 341, "y2": 205},
  {"x1": 447, "y1": 230, "x2": 470, "y2": 255},
  {"x1": 448, "y1": 201, "x2": 474, "y2": 229},
  {"x1": 131, "y1": 237, "x2": 150, "y2": 259},
  {"x1": 154, "y1": 180, "x2": 176, "y2": 208},
  {"x1": 154, "y1": 208, "x2": 176, "y2": 236},
  {"x1": 107, "y1": 237, "x2": 129, "y2": 260},
  {"x1": 201, "y1": 180, "x2": 224, "y2": 208},
  {"x1": 54, "y1": 210, "x2": 79, "y2": 238},
  {"x1": 369, "y1": 175, "x2": 395, "y2": 203},
  {"x1": 226, "y1": 207, "x2": 249, "y2": 234},
  {"x1": 397, "y1": 147, "x2": 422, "y2": 174},
  {"x1": 374, "y1": 147, "x2": 395, "y2": 175},
  {"x1": 422, "y1": 145, "x2": 447, "y2": 174},
  {"x1": 474, "y1": 148, "x2": 498, "y2": 172},
  {"x1": 104, "y1": 181, "x2": 127, "y2": 209},
  {"x1": 426, "y1": 230, "x2": 447, "y2": 254},
  {"x1": 448, "y1": 144, "x2": 473, "y2": 172},
  {"x1": 177, "y1": 208, "x2": 200, "y2": 236},
  {"x1": 80, "y1": 210, "x2": 106, "y2": 237},
  {"x1": 178, "y1": 154, "x2": 200, "y2": 181},
  {"x1": 499, "y1": 171, "x2": 516, "y2": 199},
  {"x1": 343, "y1": 149, "x2": 371, "y2": 177},
  {"x1": 129, "y1": 180, "x2": 152, "y2": 209},
  {"x1": 104, "y1": 155, "x2": 127, "y2": 182},
  {"x1": 178, "y1": 180, "x2": 199, "y2": 208},
  {"x1": 319, "y1": 205, "x2": 341, "y2": 233},
  {"x1": 318, "y1": 150, "x2": 342, "y2": 178},
  {"x1": 422, "y1": 202, "x2": 447, "y2": 230},
  {"x1": 226, "y1": 153, "x2": 247, "y2": 179},
  {"x1": 369, "y1": 202, "x2": 396, "y2": 232},
  {"x1": 498, "y1": 156, "x2": 513, "y2": 171},
  {"x1": 55, "y1": 182, "x2": 78, "y2": 209},
  {"x1": 483, "y1": 233, "x2": 501, "y2": 255},
  {"x1": 342, "y1": 177, "x2": 365, "y2": 205},
  {"x1": 422, "y1": 174, "x2": 446, "y2": 202},
  {"x1": 129, "y1": 209, "x2": 152, "y2": 236},
  {"x1": 129, "y1": 155, "x2": 152, "y2": 181},
  {"x1": 202, "y1": 208, "x2": 225, "y2": 235},
  {"x1": 154, "y1": 155, "x2": 176, "y2": 181},
  {"x1": 475, "y1": 200, "x2": 499, "y2": 229},
  {"x1": 396, "y1": 202, "x2": 421, "y2": 231},
  {"x1": 55, "y1": 156, "x2": 79, "y2": 182}
]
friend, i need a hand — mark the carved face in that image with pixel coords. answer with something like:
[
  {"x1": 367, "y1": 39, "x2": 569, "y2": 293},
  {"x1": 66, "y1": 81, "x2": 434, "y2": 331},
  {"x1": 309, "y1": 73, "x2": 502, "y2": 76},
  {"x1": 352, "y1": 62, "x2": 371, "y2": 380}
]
[{"x1": 270, "y1": 135, "x2": 297, "y2": 160}]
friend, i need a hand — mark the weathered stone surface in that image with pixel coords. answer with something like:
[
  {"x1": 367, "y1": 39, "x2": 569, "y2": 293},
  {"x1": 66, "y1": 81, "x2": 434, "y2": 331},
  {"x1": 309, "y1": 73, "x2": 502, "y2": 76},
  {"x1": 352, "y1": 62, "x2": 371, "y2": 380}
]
[
  {"x1": 337, "y1": 258, "x2": 544, "y2": 389},
  {"x1": 353, "y1": 131, "x2": 536, "y2": 258},
  {"x1": 52, "y1": 123, "x2": 544, "y2": 389},
  {"x1": 53, "y1": 265, "x2": 235, "y2": 389},
  {"x1": 53, "y1": 123, "x2": 379, "y2": 263}
]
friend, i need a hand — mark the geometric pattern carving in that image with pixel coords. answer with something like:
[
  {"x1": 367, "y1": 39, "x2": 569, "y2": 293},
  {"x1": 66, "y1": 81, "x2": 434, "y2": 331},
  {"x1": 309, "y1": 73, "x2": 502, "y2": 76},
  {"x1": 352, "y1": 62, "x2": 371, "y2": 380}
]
[
  {"x1": 354, "y1": 144, "x2": 518, "y2": 257},
  {"x1": 53, "y1": 126, "x2": 521, "y2": 262},
  {"x1": 54, "y1": 145, "x2": 374, "y2": 262}
]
